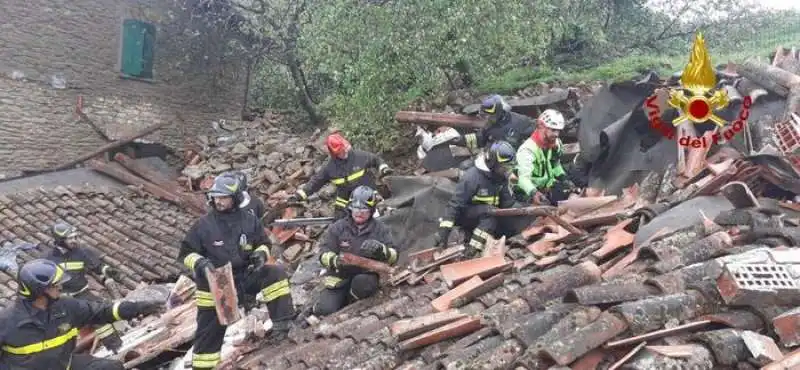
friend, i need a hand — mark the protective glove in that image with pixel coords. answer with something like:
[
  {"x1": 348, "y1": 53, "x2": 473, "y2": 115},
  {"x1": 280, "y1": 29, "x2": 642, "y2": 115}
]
[
  {"x1": 130, "y1": 300, "x2": 164, "y2": 317},
  {"x1": 104, "y1": 267, "x2": 121, "y2": 281},
  {"x1": 102, "y1": 278, "x2": 117, "y2": 288},
  {"x1": 360, "y1": 239, "x2": 387, "y2": 260},
  {"x1": 434, "y1": 227, "x2": 451, "y2": 248},
  {"x1": 287, "y1": 193, "x2": 302, "y2": 203},
  {"x1": 379, "y1": 166, "x2": 394, "y2": 178},
  {"x1": 194, "y1": 258, "x2": 214, "y2": 280},
  {"x1": 328, "y1": 254, "x2": 342, "y2": 271},
  {"x1": 249, "y1": 250, "x2": 267, "y2": 269},
  {"x1": 533, "y1": 192, "x2": 550, "y2": 205}
]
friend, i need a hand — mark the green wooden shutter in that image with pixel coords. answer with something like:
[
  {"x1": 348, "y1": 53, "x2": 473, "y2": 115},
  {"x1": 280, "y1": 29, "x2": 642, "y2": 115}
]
[
  {"x1": 140, "y1": 22, "x2": 156, "y2": 79},
  {"x1": 121, "y1": 19, "x2": 156, "y2": 78}
]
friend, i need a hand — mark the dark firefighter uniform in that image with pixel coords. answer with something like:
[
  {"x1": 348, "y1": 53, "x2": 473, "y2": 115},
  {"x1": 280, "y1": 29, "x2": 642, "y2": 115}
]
[
  {"x1": 291, "y1": 133, "x2": 392, "y2": 219},
  {"x1": 179, "y1": 175, "x2": 294, "y2": 370},
  {"x1": 314, "y1": 186, "x2": 398, "y2": 316},
  {"x1": 435, "y1": 141, "x2": 517, "y2": 256},
  {"x1": 453, "y1": 95, "x2": 534, "y2": 152},
  {"x1": 46, "y1": 222, "x2": 124, "y2": 352},
  {"x1": 0, "y1": 259, "x2": 161, "y2": 370}
]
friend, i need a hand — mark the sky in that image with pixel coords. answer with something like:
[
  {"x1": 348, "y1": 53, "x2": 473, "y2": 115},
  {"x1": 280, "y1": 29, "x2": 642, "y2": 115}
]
[{"x1": 760, "y1": 0, "x2": 800, "y2": 10}]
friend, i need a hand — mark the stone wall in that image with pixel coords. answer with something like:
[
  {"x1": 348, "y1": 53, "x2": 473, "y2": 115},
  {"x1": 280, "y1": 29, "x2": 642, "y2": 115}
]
[{"x1": 0, "y1": 0, "x2": 248, "y2": 176}]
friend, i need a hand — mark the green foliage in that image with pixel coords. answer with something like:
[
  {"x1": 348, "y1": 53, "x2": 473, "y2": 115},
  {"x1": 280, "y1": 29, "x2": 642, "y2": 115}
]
[{"x1": 241, "y1": 0, "x2": 800, "y2": 152}]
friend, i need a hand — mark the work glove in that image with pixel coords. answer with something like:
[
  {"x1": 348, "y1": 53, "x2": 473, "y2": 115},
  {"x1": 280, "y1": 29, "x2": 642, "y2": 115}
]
[
  {"x1": 434, "y1": 227, "x2": 451, "y2": 248},
  {"x1": 249, "y1": 250, "x2": 267, "y2": 269},
  {"x1": 328, "y1": 254, "x2": 342, "y2": 271},
  {"x1": 287, "y1": 193, "x2": 302, "y2": 203},
  {"x1": 104, "y1": 267, "x2": 121, "y2": 281},
  {"x1": 360, "y1": 239, "x2": 387, "y2": 260},
  {"x1": 102, "y1": 278, "x2": 117, "y2": 288},
  {"x1": 379, "y1": 166, "x2": 394, "y2": 178},
  {"x1": 129, "y1": 300, "x2": 164, "y2": 317},
  {"x1": 533, "y1": 192, "x2": 550, "y2": 205},
  {"x1": 194, "y1": 258, "x2": 214, "y2": 280}
]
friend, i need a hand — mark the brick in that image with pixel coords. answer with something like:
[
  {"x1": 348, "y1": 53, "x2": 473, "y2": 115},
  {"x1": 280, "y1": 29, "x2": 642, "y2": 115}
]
[{"x1": 773, "y1": 307, "x2": 800, "y2": 346}]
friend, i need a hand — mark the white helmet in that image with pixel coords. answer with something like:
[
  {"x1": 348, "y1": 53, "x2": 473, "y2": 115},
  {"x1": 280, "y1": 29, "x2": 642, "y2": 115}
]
[{"x1": 538, "y1": 109, "x2": 565, "y2": 130}]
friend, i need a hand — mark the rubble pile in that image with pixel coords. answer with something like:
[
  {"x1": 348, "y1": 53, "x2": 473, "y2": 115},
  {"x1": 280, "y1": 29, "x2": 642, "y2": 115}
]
[
  {"x1": 177, "y1": 115, "x2": 328, "y2": 200},
  {"x1": 231, "y1": 156, "x2": 800, "y2": 370},
  {"x1": 18, "y1": 44, "x2": 800, "y2": 369}
]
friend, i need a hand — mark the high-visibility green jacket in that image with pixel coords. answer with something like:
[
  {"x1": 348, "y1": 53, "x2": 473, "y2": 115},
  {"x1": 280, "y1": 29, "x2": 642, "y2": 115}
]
[{"x1": 515, "y1": 137, "x2": 565, "y2": 196}]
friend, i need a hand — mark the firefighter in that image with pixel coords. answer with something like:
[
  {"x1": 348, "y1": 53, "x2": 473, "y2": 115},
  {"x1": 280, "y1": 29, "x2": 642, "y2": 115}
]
[
  {"x1": 313, "y1": 186, "x2": 398, "y2": 316},
  {"x1": 45, "y1": 222, "x2": 124, "y2": 353},
  {"x1": 0, "y1": 259, "x2": 162, "y2": 370},
  {"x1": 179, "y1": 175, "x2": 295, "y2": 370},
  {"x1": 450, "y1": 95, "x2": 534, "y2": 163},
  {"x1": 222, "y1": 171, "x2": 266, "y2": 220},
  {"x1": 515, "y1": 109, "x2": 585, "y2": 205},
  {"x1": 434, "y1": 141, "x2": 517, "y2": 257},
  {"x1": 288, "y1": 132, "x2": 393, "y2": 219}
]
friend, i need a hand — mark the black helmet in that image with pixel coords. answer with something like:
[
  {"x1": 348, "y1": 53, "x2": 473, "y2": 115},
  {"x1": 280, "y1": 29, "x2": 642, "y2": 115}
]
[
  {"x1": 222, "y1": 171, "x2": 248, "y2": 192},
  {"x1": 51, "y1": 222, "x2": 77, "y2": 245},
  {"x1": 206, "y1": 174, "x2": 242, "y2": 209},
  {"x1": 480, "y1": 94, "x2": 509, "y2": 123},
  {"x1": 17, "y1": 259, "x2": 71, "y2": 299},
  {"x1": 348, "y1": 185, "x2": 377, "y2": 212},
  {"x1": 485, "y1": 140, "x2": 516, "y2": 172}
]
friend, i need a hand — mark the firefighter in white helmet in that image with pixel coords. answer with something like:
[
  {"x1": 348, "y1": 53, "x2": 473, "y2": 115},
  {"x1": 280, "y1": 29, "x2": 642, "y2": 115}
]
[{"x1": 514, "y1": 109, "x2": 584, "y2": 205}]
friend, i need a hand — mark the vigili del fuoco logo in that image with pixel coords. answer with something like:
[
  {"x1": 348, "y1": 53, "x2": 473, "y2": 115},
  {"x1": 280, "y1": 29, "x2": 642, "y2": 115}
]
[{"x1": 644, "y1": 33, "x2": 752, "y2": 148}]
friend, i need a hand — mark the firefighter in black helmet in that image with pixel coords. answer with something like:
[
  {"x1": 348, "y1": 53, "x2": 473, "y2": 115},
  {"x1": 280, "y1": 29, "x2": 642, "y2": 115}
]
[
  {"x1": 221, "y1": 171, "x2": 266, "y2": 221},
  {"x1": 450, "y1": 95, "x2": 534, "y2": 170},
  {"x1": 0, "y1": 259, "x2": 162, "y2": 370},
  {"x1": 178, "y1": 174, "x2": 295, "y2": 369},
  {"x1": 313, "y1": 185, "x2": 398, "y2": 316},
  {"x1": 434, "y1": 140, "x2": 517, "y2": 257},
  {"x1": 46, "y1": 221, "x2": 125, "y2": 352}
]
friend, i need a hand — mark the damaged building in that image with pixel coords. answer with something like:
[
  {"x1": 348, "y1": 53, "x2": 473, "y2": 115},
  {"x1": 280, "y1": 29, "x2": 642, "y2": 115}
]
[
  {"x1": 0, "y1": 0, "x2": 251, "y2": 177},
  {"x1": 5, "y1": 8, "x2": 800, "y2": 369}
]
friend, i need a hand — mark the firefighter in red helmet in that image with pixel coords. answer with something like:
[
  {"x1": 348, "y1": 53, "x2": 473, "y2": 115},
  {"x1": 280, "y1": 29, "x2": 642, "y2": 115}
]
[{"x1": 289, "y1": 132, "x2": 393, "y2": 219}]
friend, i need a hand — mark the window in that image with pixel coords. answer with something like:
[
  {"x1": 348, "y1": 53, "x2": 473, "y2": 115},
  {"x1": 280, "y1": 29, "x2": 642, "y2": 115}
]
[{"x1": 120, "y1": 19, "x2": 156, "y2": 79}]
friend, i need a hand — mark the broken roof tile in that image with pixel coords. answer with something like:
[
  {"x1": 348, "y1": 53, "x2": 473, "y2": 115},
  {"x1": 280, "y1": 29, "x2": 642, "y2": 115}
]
[
  {"x1": 564, "y1": 281, "x2": 659, "y2": 306},
  {"x1": 611, "y1": 290, "x2": 713, "y2": 335},
  {"x1": 398, "y1": 316, "x2": 482, "y2": 351},
  {"x1": 691, "y1": 328, "x2": 750, "y2": 366},
  {"x1": 539, "y1": 311, "x2": 628, "y2": 366},
  {"x1": 439, "y1": 255, "x2": 511, "y2": 288},
  {"x1": 0, "y1": 186, "x2": 193, "y2": 306}
]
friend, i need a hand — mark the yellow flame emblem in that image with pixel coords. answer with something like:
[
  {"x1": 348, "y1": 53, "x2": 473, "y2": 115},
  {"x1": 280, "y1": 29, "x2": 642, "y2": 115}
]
[{"x1": 668, "y1": 33, "x2": 730, "y2": 127}]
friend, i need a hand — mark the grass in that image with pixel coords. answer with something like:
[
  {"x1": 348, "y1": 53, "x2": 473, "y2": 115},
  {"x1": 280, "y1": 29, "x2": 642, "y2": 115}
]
[{"x1": 477, "y1": 28, "x2": 800, "y2": 94}]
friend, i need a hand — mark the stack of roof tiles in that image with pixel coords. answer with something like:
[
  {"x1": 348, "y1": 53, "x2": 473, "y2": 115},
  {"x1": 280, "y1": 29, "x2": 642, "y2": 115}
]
[
  {"x1": 233, "y1": 183, "x2": 800, "y2": 369},
  {"x1": 0, "y1": 185, "x2": 194, "y2": 308}
]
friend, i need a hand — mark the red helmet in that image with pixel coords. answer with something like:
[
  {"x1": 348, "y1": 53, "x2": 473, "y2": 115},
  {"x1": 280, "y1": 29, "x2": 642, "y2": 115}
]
[{"x1": 326, "y1": 133, "x2": 351, "y2": 158}]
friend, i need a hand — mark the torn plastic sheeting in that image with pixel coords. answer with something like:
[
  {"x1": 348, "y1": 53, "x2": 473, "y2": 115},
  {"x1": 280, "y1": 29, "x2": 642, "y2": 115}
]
[
  {"x1": 381, "y1": 175, "x2": 535, "y2": 255},
  {"x1": 577, "y1": 79, "x2": 659, "y2": 164},
  {"x1": 422, "y1": 144, "x2": 470, "y2": 172},
  {"x1": 577, "y1": 79, "x2": 676, "y2": 195},
  {"x1": 634, "y1": 196, "x2": 734, "y2": 246},
  {"x1": 381, "y1": 176, "x2": 455, "y2": 255}
]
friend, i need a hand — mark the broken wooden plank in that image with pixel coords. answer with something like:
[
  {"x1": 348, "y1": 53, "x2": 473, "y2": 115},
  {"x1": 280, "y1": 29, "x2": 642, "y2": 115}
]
[
  {"x1": 395, "y1": 111, "x2": 486, "y2": 129},
  {"x1": 340, "y1": 253, "x2": 394, "y2": 275},
  {"x1": 51, "y1": 121, "x2": 168, "y2": 172}
]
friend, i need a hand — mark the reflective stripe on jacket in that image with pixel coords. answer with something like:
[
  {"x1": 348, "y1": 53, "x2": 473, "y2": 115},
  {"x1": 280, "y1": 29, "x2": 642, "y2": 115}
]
[{"x1": 515, "y1": 137, "x2": 565, "y2": 195}]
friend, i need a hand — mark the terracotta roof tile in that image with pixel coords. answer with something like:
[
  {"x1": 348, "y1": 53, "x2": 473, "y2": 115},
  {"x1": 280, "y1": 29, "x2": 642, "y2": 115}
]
[
  {"x1": 231, "y1": 185, "x2": 800, "y2": 369},
  {"x1": 0, "y1": 186, "x2": 194, "y2": 307}
]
